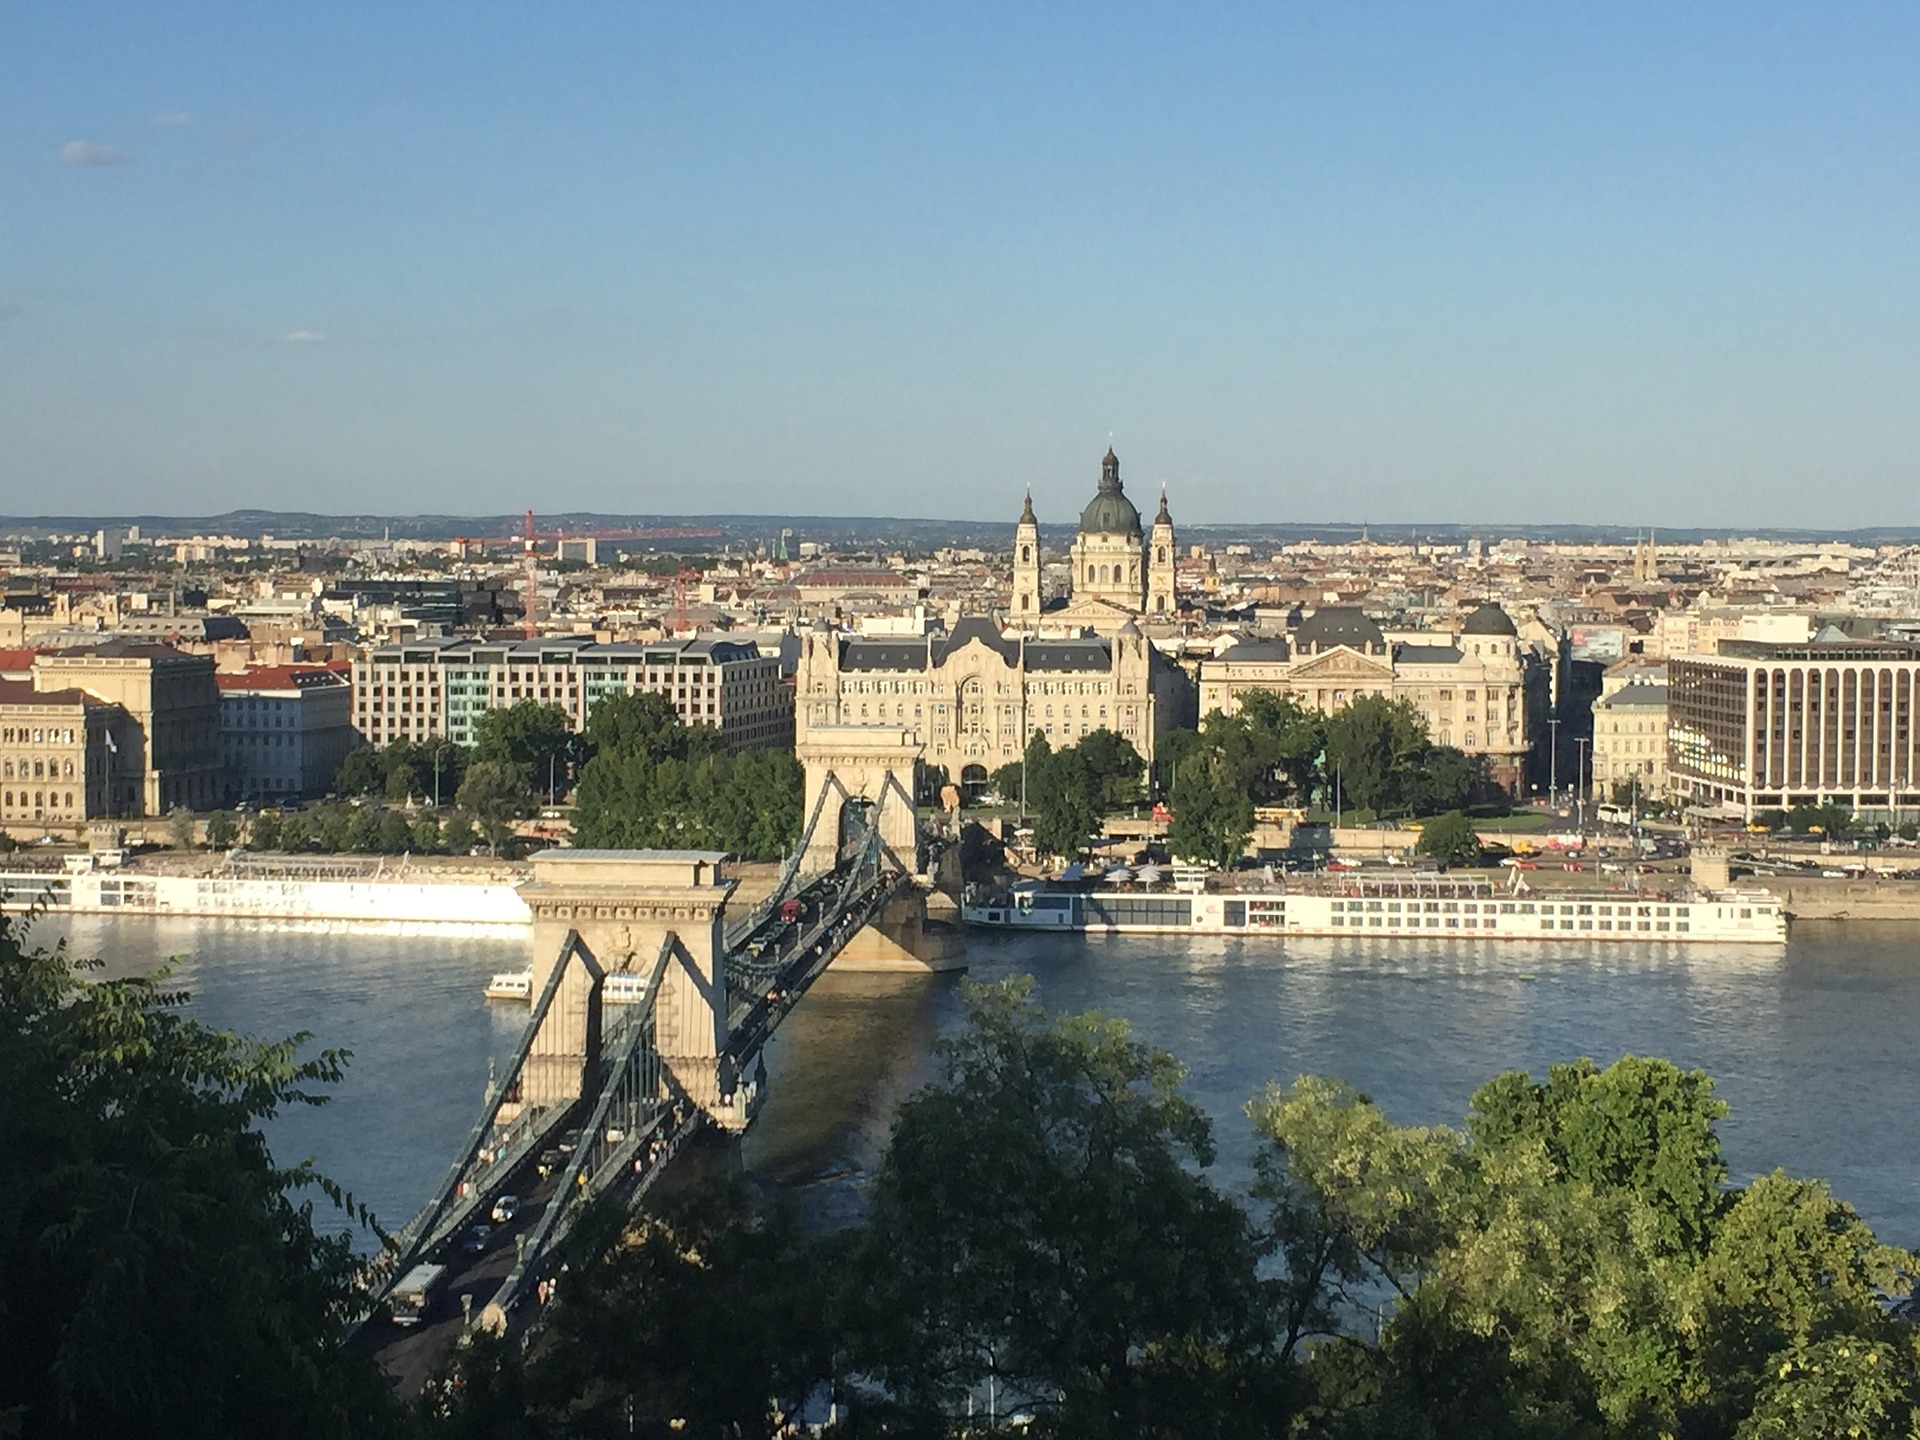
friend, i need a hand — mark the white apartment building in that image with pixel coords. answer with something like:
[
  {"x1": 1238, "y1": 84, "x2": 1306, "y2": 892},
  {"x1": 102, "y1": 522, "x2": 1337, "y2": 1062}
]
[
  {"x1": 217, "y1": 666, "x2": 355, "y2": 803},
  {"x1": 351, "y1": 636, "x2": 792, "y2": 753}
]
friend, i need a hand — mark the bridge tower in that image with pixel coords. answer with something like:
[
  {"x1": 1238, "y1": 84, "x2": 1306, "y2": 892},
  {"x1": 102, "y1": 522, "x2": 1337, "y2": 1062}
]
[
  {"x1": 517, "y1": 849, "x2": 744, "y2": 1122},
  {"x1": 796, "y1": 725, "x2": 963, "y2": 970},
  {"x1": 796, "y1": 725, "x2": 923, "y2": 873}
]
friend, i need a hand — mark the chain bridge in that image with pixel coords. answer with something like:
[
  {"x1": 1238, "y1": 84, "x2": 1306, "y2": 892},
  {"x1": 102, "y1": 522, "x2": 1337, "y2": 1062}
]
[{"x1": 357, "y1": 728, "x2": 958, "y2": 1387}]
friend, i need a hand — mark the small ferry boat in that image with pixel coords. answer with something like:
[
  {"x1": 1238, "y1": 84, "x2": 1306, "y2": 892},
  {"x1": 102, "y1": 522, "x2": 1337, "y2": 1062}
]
[
  {"x1": 482, "y1": 969, "x2": 654, "y2": 1002},
  {"x1": 962, "y1": 873, "x2": 1787, "y2": 945}
]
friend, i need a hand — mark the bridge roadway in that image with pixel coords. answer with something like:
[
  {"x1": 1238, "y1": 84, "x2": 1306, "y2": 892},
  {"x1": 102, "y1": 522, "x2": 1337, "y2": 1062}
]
[{"x1": 359, "y1": 830, "x2": 912, "y2": 1390}]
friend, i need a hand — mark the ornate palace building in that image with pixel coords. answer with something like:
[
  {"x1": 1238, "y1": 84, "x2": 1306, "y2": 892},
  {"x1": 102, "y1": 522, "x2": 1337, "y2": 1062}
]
[{"x1": 1197, "y1": 603, "x2": 1551, "y2": 798}]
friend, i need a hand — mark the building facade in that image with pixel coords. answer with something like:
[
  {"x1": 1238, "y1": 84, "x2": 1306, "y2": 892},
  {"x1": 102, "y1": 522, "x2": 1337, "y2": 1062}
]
[
  {"x1": 218, "y1": 667, "x2": 356, "y2": 803},
  {"x1": 352, "y1": 635, "x2": 792, "y2": 752},
  {"x1": 0, "y1": 681, "x2": 119, "y2": 828},
  {"x1": 1592, "y1": 681, "x2": 1669, "y2": 801},
  {"x1": 794, "y1": 615, "x2": 1192, "y2": 796},
  {"x1": 31, "y1": 641, "x2": 222, "y2": 814},
  {"x1": 1668, "y1": 640, "x2": 1920, "y2": 818},
  {"x1": 1197, "y1": 604, "x2": 1549, "y2": 797}
]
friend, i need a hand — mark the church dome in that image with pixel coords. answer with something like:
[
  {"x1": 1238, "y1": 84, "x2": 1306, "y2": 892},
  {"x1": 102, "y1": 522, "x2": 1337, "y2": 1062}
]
[
  {"x1": 1460, "y1": 602, "x2": 1518, "y2": 637},
  {"x1": 1078, "y1": 448, "x2": 1142, "y2": 538}
]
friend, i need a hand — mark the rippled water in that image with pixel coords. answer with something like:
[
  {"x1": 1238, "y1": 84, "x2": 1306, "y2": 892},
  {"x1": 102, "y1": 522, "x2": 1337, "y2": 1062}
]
[{"x1": 23, "y1": 913, "x2": 1920, "y2": 1247}]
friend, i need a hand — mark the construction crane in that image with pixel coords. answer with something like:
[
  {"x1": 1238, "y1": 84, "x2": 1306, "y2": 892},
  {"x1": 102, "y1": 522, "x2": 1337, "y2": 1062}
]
[{"x1": 672, "y1": 564, "x2": 701, "y2": 634}]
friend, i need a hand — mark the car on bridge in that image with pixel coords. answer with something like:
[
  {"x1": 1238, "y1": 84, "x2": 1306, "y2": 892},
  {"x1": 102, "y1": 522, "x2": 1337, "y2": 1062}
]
[
  {"x1": 491, "y1": 1194, "x2": 519, "y2": 1224},
  {"x1": 460, "y1": 1223, "x2": 492, "y2": 1255}
]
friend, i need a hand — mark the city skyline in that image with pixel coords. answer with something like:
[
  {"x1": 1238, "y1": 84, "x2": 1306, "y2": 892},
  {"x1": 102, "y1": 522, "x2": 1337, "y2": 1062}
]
[{"x1": 6, "y1": 5, "x2": 1920, "y2": 525}]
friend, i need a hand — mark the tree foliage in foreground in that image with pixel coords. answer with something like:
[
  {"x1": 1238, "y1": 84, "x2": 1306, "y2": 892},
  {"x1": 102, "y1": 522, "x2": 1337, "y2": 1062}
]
[{"x1": 0, "y1": 914, "x2": 397, "y2": 1440}]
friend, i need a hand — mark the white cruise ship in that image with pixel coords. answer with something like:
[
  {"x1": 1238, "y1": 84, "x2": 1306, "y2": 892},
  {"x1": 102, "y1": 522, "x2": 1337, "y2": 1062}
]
[{"x1": 963, "y1": 874, "x2": 1787, "y2": 945}]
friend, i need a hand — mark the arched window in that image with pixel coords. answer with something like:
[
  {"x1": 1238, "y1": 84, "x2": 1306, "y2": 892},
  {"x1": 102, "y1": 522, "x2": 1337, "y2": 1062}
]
[
  {"x1": 65, "y1": 791, "x2": 74, "y2": 808},
  {"x1": 1020, "y1": 594, "x2": 1031, "y2": 611},
  {"x1": 1087, "y1": 565, "x2": 1096, "y2": 583},
  {"x1": 1020, "y1": 545, "x2": 1031, "y2": 563},
  {"x1": 1156, "y1": 546, "x2": 1166, "y2": 563}
]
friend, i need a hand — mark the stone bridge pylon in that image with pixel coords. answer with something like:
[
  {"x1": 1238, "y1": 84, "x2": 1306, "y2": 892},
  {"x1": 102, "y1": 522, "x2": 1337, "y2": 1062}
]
[{"x1": 796, "y1": 725, "x2": 962, "y2": 971}]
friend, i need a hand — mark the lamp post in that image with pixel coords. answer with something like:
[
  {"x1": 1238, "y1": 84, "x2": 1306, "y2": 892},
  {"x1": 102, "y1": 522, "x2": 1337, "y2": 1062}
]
[
  {"x1": 1574, "y1": 737, "x2": 1591, "y2": 829},
  {"x1": 1547, "y1": 716, "x2": 1561, "y2": 807}
]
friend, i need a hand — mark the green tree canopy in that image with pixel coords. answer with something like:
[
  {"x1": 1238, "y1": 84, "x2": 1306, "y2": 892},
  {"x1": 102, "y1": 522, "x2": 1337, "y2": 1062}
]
[
  {"x1": 472, "y1": 701, "x2": 574, "y2": 801},
  {"x1": 1415, "y1": 809, "x2": 1482, "y2": 866},
  {"x1": 457, "y1": 759, "x2": 538, "y2": 854},
  {"x1": 846, "y1": 978, "x2": 1290, "y2": 1433},
  {"x1": 0, "y1": 915, "x2": 399, "y2": 1439},
  {"x1": 1323, "y1": 694, "x2": 1429, "y2": 814}
]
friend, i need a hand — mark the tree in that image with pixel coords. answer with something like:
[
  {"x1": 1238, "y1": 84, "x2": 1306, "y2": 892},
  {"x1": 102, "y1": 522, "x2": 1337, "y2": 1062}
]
[
  {"x1": 375, "y1": 810, "x2": 414, "y2": 854},
  {"x1": 523, "y1": 1185, "x2": 834, "y2": 1438},
  {"x1": 1404, "y1": 745, "x2": 1474, "y2": 816},
  {"x1": 584, "y1": 690, "x2": 685, "y2": 762},
  {"x1": 1028, "y1": 743, "x2": 1101, "y2": 859},
  {"x1": 847, "y1": 978, "x2": 1292, "y2": 1433},
  {"x1": 443, "y1": 811, "x2": 478, "y2": 855},
  {"x1": 335, "y1": 746, "x2": 387, "y2": 797},
  {"x1": 411, "y1": 817, "x2": 444, "y2": 854},
  {"x1": 204, "y1": 809, "x2": 237, "y2": 850},
  {"x1": 457, "y1": 760, "x2": 537, "y2": 855},
  {"x1": 0, "y1": 914, "x2": 401, "y2": 1438},
  {"x1": 342, "y1": 805, "x2": 379, "y2": 853},
  {"x1": 167, "y1": 805, "x2": 195, "y2": 849},
  {"x1": 1076, "y1": 727, "x2": 1147, "y2": 811},
  {"x1": 472, "y1": 701, "x2": 574, "y2": 802},
  {"x1": 1323, "y1": 694, "x2": 1428, "y2": 814},
  {"x1": 1416, "y1": 810, "x2": 1482, "y2": 866},
  {"x1": 1252, "y1": 1054, "x2": 1919, "y2": 1439},
  {"x1": 1167, "y1": 760, "x2": 1254, "y2": 869}
]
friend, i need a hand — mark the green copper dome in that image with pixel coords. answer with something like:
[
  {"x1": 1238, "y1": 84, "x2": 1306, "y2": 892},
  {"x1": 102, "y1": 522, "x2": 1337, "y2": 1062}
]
[{"x1": 1078, "y1": 448, "x2": 1142, "y2": 538}]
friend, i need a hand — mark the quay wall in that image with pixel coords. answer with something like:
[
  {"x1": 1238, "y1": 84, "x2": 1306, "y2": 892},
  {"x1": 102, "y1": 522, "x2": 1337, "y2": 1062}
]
[{"x1": 1765, "y1": 877, "x2": 1920, "y2": 922}]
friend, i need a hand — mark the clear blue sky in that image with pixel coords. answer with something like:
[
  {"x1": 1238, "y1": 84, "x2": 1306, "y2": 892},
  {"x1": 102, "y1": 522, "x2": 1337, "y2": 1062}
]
[{"x1": 4, "y1": 3, "x2": 1918, "y2": 527}]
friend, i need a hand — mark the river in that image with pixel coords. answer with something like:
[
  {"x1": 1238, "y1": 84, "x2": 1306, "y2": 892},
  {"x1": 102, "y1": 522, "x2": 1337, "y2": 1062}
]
[{"x1": 20, "y1": 912, "x2": 1920, "y2": 1248}]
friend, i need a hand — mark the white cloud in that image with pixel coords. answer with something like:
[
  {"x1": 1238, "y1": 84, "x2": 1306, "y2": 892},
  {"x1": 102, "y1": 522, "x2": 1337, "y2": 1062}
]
[
  {"x1": 147, "y1": 112, "x2": 192, "y2": 128},
  {"x1": 273, "y1": 329, "x2": 326, "y2": 345},
  {"x1": 59, "y1": 140, "x2": 128, "y2": 167}
]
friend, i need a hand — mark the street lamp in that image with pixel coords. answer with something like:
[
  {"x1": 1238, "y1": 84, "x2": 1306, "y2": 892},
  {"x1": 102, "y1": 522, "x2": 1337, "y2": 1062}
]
[
  {"x1": 1574, "y1": 737, "x2": 1590, "y2": 828},
  {"x1": 1546, "y1": 716, "x2": 1561, "y2": 805}
]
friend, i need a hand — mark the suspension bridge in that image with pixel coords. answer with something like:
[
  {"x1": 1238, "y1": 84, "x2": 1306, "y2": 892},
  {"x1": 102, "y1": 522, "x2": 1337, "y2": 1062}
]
[{"x1": 356, "y1": 728, "x2": 955, "y2": 1388}]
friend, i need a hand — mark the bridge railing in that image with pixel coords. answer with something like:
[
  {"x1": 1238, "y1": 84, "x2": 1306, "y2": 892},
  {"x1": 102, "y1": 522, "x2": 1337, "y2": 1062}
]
[{"x1": 357, "y1": 930, "x2": 596, "y2": 1316}]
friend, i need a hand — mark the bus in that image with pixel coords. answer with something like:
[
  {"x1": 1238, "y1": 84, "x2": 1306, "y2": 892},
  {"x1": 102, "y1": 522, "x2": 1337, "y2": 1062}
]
[{"x1": 389, "y1": 1262, "x2": 445, "y2": 1327}]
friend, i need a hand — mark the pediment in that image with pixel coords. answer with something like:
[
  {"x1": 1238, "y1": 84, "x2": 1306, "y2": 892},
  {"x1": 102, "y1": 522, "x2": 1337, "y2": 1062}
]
[{"x1": 1287, "y1": 646, "x2": 1394, "y2": 682}]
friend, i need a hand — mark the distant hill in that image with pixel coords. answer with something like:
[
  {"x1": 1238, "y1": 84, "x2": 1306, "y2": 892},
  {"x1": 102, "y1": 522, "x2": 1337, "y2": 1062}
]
[{"x1": 5, "y1": 509, "x2": 1920, "y2": 549}]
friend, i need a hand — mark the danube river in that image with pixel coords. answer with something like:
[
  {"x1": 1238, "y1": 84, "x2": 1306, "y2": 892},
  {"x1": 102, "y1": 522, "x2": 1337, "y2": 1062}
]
[{"x1": 24, "y1": 912, "x2": 1920, "y2": 1248}]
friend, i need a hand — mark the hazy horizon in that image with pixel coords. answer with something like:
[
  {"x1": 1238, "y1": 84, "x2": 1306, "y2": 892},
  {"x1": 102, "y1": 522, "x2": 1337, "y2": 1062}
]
[{"x1": 6, "y1": 4, "x2": 1919, "y2": 528}]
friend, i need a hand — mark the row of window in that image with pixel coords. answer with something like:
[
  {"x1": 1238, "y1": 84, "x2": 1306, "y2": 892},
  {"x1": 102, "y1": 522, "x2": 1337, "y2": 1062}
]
[
  {"x1": 1, "y1": 726, "x2": 77, "y2": 745},
  {"x1": 3, "y1": 758, "x2": 75, "y2": 779},
  {"x1": 2, "y1": 790, "x2": 78, "y2": 812}
]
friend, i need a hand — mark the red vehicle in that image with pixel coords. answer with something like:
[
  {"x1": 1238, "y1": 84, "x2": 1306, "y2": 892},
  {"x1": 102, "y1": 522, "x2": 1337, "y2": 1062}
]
[{"x1": 778, "y1": 898, "x2": 805, "y2": 924}]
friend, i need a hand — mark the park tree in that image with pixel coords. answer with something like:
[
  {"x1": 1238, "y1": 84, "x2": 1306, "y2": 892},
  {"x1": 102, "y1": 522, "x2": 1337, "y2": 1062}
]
[
  {"x1": 1167, "y1": 760, "x2": 1254, "y2": 870},
  {"x1": 1028, "y1": 742, "x2": 1101, "y2": 859},
  {"x1": 1322, "y1": 694, "x2": 1429, "y2": 814},
  {"x1": 584, "y1": 691, "x2": 686, "y2": 763},
  {"x1": 167, "y1": 804, "x2": 195, "y2": 849},
  {"x1": 846, "y1": 978, "x2": 1293, "y2": 1434},
  {"x1": 0, "y1": 914, "x2": 401, "y2": 1439},
  {"x1": 1403, "y1": 744, "x2": 1475, "y2": 816},
  {"x1": 1076, "y1": 727, "x2": 1147, "y2": 811},
  {"x1": 375, "y1": 810, "x2": 415, "y2": 854},
  {"x1": 344, "y1": 805, "x2": 381, "y2": 853},
  {"x1": 1415, "y1": 809, "x2": 1482, "y2": 867},
  {"x1": 457, "y1": 760, "x2": 537, "y2": 854},
  {"x1": 442, "y1": 810, "x2": 478, "y2": 855},
  {"x1": 473, "y1": 701, "x2": 575, "y2": 801},
  {"x1": 412, "y1": 817, "x2": 444, "y2": 854},
  {"x1": 204, "y1": 809, "x2": 237, "y2": 850}
]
